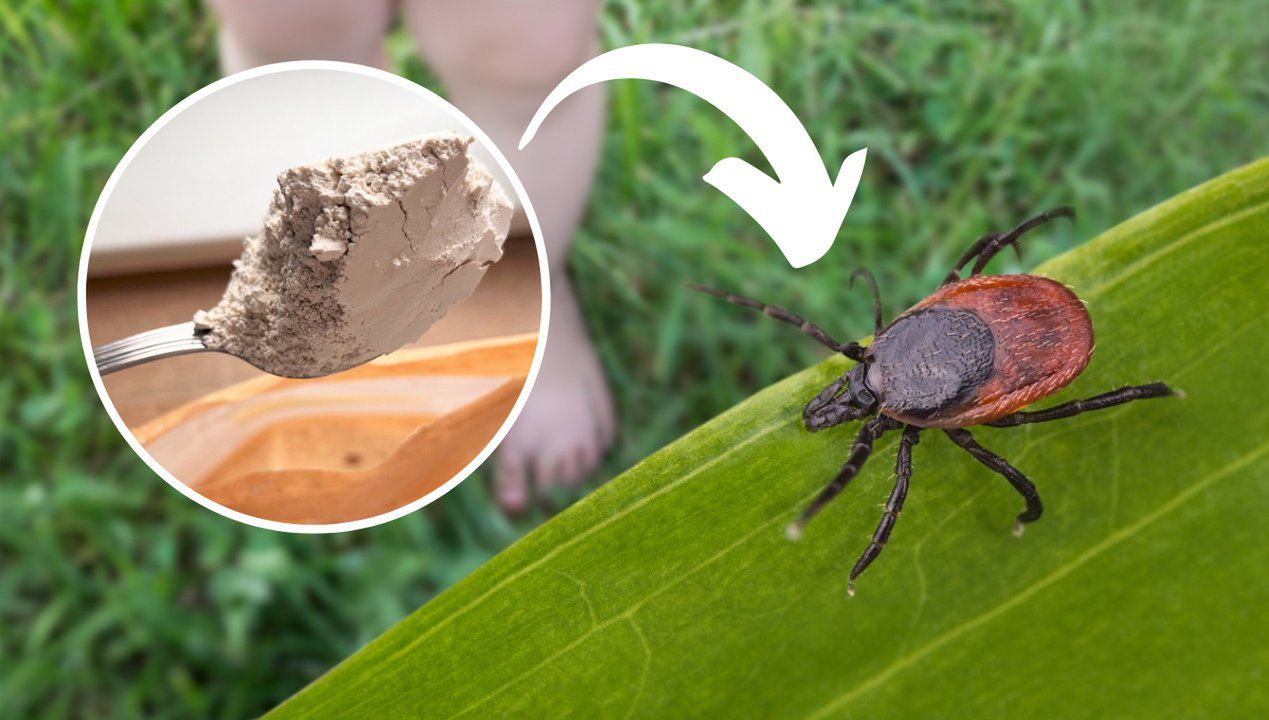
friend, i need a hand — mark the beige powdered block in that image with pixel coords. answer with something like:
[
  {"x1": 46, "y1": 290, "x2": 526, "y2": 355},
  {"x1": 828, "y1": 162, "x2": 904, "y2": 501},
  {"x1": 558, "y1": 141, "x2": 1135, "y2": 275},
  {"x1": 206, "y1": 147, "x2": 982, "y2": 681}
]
[{"x1": 195, "y1": 133, "x2": 513, "y2": 378}]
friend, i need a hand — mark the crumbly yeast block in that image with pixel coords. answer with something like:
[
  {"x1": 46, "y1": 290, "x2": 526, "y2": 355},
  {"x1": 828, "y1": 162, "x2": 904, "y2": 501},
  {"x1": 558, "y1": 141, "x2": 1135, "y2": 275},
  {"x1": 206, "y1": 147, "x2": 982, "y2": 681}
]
[{"x1": 195, "y1": 134, "x2": 513, "y2": 377}]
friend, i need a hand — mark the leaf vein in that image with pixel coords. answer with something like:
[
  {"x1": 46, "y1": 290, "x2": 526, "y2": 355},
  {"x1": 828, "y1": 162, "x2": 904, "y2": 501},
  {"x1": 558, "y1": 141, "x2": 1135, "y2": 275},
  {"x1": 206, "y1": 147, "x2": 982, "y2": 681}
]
[
  {"x1": 622, "y1": 618, "x2": 653, "y2": 720},
  {"x1": 383, "y1": 417, "x2": 799, "y2": 667},
  {"x1": 802, "y1": 441, "x2": 1269, "y2": 719},
  {"x1": 1078, "y1": 198, "x2": 1268, "y2": 301}
]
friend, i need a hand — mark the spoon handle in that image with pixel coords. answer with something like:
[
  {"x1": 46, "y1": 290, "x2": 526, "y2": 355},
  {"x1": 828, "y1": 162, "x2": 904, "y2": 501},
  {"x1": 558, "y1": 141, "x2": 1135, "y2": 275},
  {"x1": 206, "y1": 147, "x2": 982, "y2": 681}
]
[{"x1": 93, "y1": 322, "x2": 212, "y2": 375}]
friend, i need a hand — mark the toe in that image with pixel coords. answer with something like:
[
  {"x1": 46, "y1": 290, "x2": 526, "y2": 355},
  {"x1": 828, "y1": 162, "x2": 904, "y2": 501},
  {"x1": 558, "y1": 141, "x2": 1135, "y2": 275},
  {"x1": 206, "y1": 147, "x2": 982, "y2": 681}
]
[
  {"x1": 531, "y1": 452, "x2": 556, "y2": 500},
  {"x1": 495, "y1": 452, "x2": 529, "y2": 514},
  {"x1": 539, "y1": 450, "x2": 579, "y2": 494},
  {"x1": 559, "y1": 452, "x2": 583, "y2": 489},
  {"x1": 561, "y1": 444, "x2": 592, "y2": 489}
]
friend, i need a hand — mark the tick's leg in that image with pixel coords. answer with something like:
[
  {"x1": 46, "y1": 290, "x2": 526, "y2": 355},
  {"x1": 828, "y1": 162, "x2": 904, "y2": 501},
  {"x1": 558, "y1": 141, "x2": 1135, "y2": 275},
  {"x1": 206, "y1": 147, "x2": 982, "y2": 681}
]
[
  {"x1": 787, "y1": 416, "x2": 896, "y2": 539},
  {"x1": 803, "y1": 375, "x2": 868, "y2": 431},
  {"x1": 687, "y1": 284, "x2": 865, "y2": 361},
  {"x1": 945, "y1": 427, "x2": 1042, "y2": 536},
  {"x1": 848, "y1": 424, "x2": 920, "y2": 596},
  {"x1": 804, "y1": 376, "x2": 847, "y2": 415},
  {"x1": 943, "y1": 232, "x2": 1005, "y2": 285},
  {"x1": 969, "y1": 206, "x2": 1076, "y2": 276},
  {"x1": 850, "y1": 268, "x2": 884, "y2": 335},
  {"x1": 945, "y1": 207, "x2": 1077, "y2": 283},
  {"x1": 804, "y1": 400, "x2": 867, "y2": 432},
  {"x1": 987, "y1": 383, "x2": 1174, "y2": 427}
]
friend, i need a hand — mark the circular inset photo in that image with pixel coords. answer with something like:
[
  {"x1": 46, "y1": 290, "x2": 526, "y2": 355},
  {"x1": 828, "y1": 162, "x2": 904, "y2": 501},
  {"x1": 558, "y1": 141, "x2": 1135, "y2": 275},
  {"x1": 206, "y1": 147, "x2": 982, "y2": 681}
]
[{"x1": 78, "y1": 62, "x2": 548, "y2": 532}]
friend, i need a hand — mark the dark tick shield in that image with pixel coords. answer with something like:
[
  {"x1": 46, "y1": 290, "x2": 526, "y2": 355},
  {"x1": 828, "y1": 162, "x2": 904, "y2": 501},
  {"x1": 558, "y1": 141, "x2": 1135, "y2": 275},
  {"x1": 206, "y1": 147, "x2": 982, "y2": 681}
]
[{"x1": 691, "y1": 207, "x2": 1173, "y2": 595}]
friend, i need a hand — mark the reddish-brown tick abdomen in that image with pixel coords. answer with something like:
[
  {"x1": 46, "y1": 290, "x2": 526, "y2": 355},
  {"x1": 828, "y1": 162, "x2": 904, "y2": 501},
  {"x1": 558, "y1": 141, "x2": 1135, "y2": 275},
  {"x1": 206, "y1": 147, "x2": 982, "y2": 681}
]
[{"x1": 871, "y1": 274, "x2": 1094, "y2": 428}]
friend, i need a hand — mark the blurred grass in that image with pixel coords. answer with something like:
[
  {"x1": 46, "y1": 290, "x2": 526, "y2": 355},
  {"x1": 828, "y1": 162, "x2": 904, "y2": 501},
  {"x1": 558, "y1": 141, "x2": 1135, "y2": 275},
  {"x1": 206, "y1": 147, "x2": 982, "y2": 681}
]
[{"x1": 1, "y1": 0, "x2": 1265, "y2": 716}]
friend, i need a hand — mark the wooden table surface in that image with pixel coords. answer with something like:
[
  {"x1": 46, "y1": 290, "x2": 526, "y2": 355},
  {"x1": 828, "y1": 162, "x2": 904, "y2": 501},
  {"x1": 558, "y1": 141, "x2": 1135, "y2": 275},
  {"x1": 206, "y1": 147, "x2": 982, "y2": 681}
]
[{"x1": 87, "y1": 237, "x2": 543, "y2": 428}]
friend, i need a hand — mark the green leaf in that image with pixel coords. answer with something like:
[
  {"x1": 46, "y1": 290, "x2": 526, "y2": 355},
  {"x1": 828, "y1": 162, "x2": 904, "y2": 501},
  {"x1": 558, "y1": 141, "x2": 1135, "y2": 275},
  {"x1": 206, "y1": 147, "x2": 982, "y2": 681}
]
[{"x1": 268, "y1": 160, "x2": 1269, "y2": 718}]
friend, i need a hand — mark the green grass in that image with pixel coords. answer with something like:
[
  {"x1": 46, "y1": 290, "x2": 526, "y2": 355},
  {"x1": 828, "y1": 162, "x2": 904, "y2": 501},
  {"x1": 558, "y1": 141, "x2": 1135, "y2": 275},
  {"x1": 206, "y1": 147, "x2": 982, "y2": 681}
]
[{"x1": 1, "y1": 0, "x2": 1265, "y2": 716}]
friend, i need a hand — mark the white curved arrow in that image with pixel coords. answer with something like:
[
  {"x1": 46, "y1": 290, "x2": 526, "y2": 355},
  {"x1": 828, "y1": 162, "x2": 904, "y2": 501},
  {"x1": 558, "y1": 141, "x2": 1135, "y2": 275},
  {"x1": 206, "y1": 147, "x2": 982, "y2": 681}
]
[{"x1": 520, "y1": 43, "x2": 866, "y2": 268}]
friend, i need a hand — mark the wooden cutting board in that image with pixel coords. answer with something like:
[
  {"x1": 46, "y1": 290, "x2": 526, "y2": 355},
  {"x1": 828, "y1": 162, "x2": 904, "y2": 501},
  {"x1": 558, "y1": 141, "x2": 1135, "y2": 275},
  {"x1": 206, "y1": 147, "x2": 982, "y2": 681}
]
[{"x1": 135, "y1": 333, "x2": 537, "y2": 525}]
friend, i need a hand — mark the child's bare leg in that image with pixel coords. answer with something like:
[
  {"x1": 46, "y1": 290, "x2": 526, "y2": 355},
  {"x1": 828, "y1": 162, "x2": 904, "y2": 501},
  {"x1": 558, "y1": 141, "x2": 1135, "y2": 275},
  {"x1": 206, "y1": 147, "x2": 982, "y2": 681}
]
[
  {"x1": 208, "y1": 0, "x2": 393, "y2": 73},
  {"x1": 404, "y1": 0, "x2": 608, "y2": 512}
]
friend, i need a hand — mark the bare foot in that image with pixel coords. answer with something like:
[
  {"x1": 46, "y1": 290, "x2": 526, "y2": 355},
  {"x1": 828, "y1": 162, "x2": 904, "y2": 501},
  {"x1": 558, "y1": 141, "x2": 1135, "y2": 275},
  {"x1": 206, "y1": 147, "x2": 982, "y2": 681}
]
[{"x1": 496, "y1": 277, "x2": 615, "y2": 512}]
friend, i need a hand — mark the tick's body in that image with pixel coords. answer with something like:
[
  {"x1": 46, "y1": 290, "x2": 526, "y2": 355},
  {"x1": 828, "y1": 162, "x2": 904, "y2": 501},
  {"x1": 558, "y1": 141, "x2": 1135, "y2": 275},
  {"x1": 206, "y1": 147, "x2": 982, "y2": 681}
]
[
  {"x1": 693, "y1": 207, "x2": 1173, "y2": 595},
  {"x1": 870, "y1": 274, "x2": 1093, "y2": 428}
]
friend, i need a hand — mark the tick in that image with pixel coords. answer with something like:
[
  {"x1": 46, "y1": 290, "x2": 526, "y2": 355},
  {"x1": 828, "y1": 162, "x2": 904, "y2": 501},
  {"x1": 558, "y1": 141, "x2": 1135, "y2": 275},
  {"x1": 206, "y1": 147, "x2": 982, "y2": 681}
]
[{"x1": 692, "y1": 208, "x2": 1174, "y2": 595}]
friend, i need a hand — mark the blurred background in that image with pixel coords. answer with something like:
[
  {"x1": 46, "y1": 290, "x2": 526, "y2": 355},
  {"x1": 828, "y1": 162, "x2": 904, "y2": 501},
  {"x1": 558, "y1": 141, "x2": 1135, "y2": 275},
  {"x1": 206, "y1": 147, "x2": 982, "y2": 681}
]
[{"x1": 2, "y1": 0, "x2": 1265, "y2": 716}]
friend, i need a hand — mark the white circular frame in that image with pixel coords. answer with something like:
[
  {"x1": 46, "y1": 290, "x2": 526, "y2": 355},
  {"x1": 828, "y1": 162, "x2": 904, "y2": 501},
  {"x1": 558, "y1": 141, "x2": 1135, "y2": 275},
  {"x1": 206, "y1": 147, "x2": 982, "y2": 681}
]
[{"x1": 77, "y1": 61, "x2": 550, "y2": 534}]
